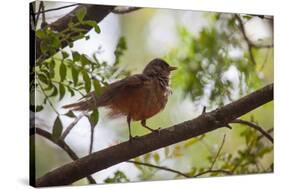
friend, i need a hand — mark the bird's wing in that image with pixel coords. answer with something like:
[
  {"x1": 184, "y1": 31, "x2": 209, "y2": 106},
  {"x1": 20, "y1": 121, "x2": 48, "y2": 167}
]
[
  {"x1": 97, "y1": 74, "x2": 150, "y2": 106},
  {"x1": 62, "y1": 74, "x2": 150, "y2": 111}
]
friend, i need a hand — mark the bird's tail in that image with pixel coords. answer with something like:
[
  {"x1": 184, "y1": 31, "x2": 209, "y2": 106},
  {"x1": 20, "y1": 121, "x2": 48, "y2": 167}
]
[{"x1": 62, "y1": 92, "x2": 97, "y2": 111}]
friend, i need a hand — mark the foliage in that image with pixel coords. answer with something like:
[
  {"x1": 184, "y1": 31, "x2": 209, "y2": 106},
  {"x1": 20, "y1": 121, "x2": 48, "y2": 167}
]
[
  {"x1": 128, "y1": 124, "x2": 272, "y2": 181},
  {"x1": 104, "y1": 171, "x2": 130, "y2": 183},
  {"x1": 165, "y1": 14, "x2": 263, "y2": 106},
  {"x1": 33, "y1": 7, "x2": 129, "y2": 140}
]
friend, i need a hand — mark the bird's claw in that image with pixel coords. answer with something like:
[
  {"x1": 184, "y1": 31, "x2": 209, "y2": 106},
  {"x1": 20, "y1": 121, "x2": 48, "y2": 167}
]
[
  {"x1": 152, "y1": 127, "x2": 161, "y2": 134},
  {"x1": 129, "y1": 135, "x2": 139, "y2": 143}
]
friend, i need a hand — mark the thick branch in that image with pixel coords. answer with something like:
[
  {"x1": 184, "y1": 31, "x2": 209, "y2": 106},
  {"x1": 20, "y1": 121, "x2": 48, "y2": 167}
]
[
  {"x1": 35, "y1": 4, "x2": 115, "y2": 60},
  {"x1": 36, "y1": 84, "x2": 273, "y2": 186},
  {"x1": 35, "y1": 3, "x2": 80, "y2": 14}
]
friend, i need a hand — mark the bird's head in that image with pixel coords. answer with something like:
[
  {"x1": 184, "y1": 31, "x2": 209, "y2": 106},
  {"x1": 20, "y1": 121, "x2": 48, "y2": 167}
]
[{"x1": 142, "y1": 58, "x2": 177, "y2": 77}]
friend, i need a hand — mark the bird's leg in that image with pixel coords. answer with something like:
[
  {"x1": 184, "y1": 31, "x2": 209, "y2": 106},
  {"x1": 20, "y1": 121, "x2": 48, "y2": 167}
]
[
  {"x1": 141, "y1": 120, "x2": 160, "y2": 133},
  {"x1": 127, "y1": 115, "x2": 133, "y2": 142}
]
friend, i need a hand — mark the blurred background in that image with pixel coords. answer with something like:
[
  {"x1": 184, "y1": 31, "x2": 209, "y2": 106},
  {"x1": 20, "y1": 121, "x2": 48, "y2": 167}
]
[{"x1": 32, "y1": 1, "x2": 273, "y2": 185}]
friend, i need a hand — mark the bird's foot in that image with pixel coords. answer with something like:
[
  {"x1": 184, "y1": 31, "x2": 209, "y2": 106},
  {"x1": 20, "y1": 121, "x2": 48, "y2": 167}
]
[
  {"x1": 151, "y1": 127, "x2": 161, "y2": 134},
  {"x1": 129, "y1": 135, "x2": 139, "y2": 143}
]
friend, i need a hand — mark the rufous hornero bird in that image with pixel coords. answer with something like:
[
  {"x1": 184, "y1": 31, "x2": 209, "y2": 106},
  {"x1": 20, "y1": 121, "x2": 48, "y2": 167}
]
[{"x1": 63, "y1": 58, "x2": 177, "y2": 141}]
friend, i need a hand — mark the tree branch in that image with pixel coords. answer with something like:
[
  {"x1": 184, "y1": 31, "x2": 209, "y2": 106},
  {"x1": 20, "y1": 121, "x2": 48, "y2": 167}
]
[
  {"x1": 112, "y1": 7, "x2": 142, "y2": 14},
  {"x1": 235, "y1": 14, "x2": 273, "y2": 65},
  {"x1": 34, "y1": 127, "x2": 96, "y2": 184},
  {"x1": 60, "y1": 113, "x2": 85, "y2": 140},
  {"x1": 35, "y1": 3, "x2": 80, "y2": 15},
  {"x1": 209, "y1": 135, "x2": 226, "y2": 170},
  {"x1": 193, "y1": 169, "x2": 232, "y2": 177},
  {"x1": 126, "y1": 160, "x2": 232, "y2": 178},
  {"x1": 35, "y1": 4, "x2": 115, "y2": 60},
  {"x1": 35, "y1": 83, "x2": 273, "y2": 186},
  {"x1": 231, "y1": 119, "x2": 273, "y2": 143},
  {"x1": 126, "y1": 160, "x2": 190, "y2": 178}
]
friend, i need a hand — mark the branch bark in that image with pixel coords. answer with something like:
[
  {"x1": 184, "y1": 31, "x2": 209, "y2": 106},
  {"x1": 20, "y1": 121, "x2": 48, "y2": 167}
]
[{"x1": 35, "y1": 83, "x2": 273, "y2": 186}]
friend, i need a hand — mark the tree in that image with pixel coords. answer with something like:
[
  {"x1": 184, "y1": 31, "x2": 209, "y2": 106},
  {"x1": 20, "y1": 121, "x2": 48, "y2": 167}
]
[{"x1": 30, "y1": 2, "x2": 273, "y2": 187}]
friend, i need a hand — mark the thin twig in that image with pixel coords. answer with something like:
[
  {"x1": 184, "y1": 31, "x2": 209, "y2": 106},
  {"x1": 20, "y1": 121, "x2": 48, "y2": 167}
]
[
  {"x1": 126, "y1": 160, "x2": 190, "y2": 178},
  {"x1": 87, "y1": 113, "x2": 97, "y2": 155},
  {"x1": 35, "y1": 2, "x2": 43, "y2": 28},
  {"x1": 35, "y1": 3, "x2": 80, "y2": 15},
  {"x1": 202, "y1": 106, "x2": 206, "y2": 114},
  {"x1": 33, "y1": 127, "x2": 96, "y2": 184},
  {"x1": 257, "y1": 128, "x2": 273, "y2": 141},
  {"x1": 231, "y1": 119, "x2": 273, "y2": 143},
  {"x1": 40, "y1": 2, "x2": 48, "y2": 28},
  {"x1": 235, "y1": 14, "x2": 273, "y2": 67},
  {"x1": 235, "y1": 14, "x2": 257, "y2": 65},
  {"x1": 193, "y1": 169, "x2": 232, "y2": 177},
  {"x1": 60, "y1": 113, "x2": 85, "y2": 140},
  {"x1": 112, "y1": 7, "x2": 142, "y2": 14},
  {"x1": 51, "y1": 80, "x2": 85, "y2": 97},
  {"x1": 126, "y1": 160, "x2": 232, "y2": 178},
  {"x1": 235, "y1": 14, "x2": 273, "y2": 49},
  {"x1": 89, "y1": 124, "x2": 95, "y2": 154},
  {"x1": 37, "y1": 78, "x2": 60, "y2": 116},
  {"x1": 210, "y1": 134, "x2": 226, "y2": 170}
]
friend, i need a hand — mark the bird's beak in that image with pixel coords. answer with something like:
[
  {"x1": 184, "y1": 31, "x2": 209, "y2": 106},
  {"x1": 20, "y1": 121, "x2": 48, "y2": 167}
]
[{"x1": 169, "y1": 66, "x2": 177, "y2": 71}]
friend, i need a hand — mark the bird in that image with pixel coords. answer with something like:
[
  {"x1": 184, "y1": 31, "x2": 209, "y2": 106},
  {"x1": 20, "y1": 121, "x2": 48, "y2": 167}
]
[{"x1": 62, "y1": 58, "x2": 177, "y2": 141}]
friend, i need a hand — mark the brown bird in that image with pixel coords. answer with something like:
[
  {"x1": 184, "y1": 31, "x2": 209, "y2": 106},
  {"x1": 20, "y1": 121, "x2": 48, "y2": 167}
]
[{"x1": 63, "y1": 58, "x2": 177, "y2": 141}]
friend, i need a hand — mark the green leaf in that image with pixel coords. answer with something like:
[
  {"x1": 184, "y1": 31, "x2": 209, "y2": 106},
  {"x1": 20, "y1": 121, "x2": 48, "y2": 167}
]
[
  {"x1": 62, "y1": 51, "x2": 69, "y2": 59},
  {"x1": 83, "y1": 20, "x2": 101, "y2": 33},
  {"x1": 50, "y1": 85, "x2": 58, "y2": 97},
  {"x1": 93, "y1": 79, "x2": 102, "y2": 97},
  {"x1": 59, "y1": 84, "x2": 66, "y2": 100},
  {"x1": 67, "y1": 86, "x2": 75, "y2": 96},
  {"x1": 104, "y1": 171, "x2": 129, "y2": 183},
  {"x1": 59, "y1": 62, "x2": 67, "y2": 81},
  {"x1": 114, "y1": 37, "x2": 127, "y2": 65},
  {"x1": 71, "y1": 67, "x2": 79, "y2": 86},
  {"x1": 35, "y1": 105, "x2": 44, "y2": 112},
  {"x1": 69, "y1": 42, "x2": 74, "y2": 48},
  {"x1": 40, "y1": 40, "x2": 48, "y2": 53},
  {"x1": 83, "y1": 20, "x2": 97, "y2": 27},
  {"x1": 38, "y1": 73, "x2": 49, "y2": 85},
  {"x1": 80, "y1": 54, "x2": 91, "y2": 66},
  {"x1": 82, "y1": 71, "x2": 91, "y2": 93},
  {"x1": 49, "y1": 59, "x2": 56, "y2": 78},
  {"x1": 44, "y1": 83, "x2": 54, "y2": 91},
  {"x1": 89, "y1": 109, "x2": 99, "y2": 126},
  {"x1": 94, "y1": 24, "x2": 101, "y2": 33},
  {"x1": 64, "y1": 111, "x2": 76, "y2": 118},
  {"x1": 75, "y1": 7, "x2": 87, "y2": 22},
  {"x1": 36, "y1": 29, "x2": 46, "y2": 39},
  {"x1": 72, "y1": 51, "x2": 80, "y2": 62},
  {"x1": 52, "y1": 116, "x2": 63, "y2": 140},
  {"x1": 71, "y1": 33, "x2": 85, "y2": 41},
  {"x1": 153, "y1": 153, "x2": 160, "y2": 163},
  {"x1": 144, "y1": 153, "x2": 151, "y2": 163}
]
